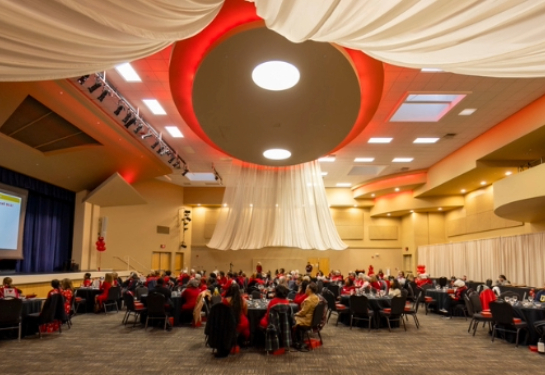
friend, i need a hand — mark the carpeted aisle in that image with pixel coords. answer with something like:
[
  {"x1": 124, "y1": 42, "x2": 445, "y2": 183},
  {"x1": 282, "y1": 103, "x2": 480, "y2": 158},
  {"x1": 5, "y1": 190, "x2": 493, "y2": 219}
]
[{"x1": 0, "y1": 311, "x2": 543, "y2": 375}]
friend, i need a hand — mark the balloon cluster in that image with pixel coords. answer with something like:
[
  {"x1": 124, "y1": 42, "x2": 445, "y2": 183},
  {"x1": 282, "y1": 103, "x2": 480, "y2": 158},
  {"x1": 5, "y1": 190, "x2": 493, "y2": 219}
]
[{"x1": 96, "y1": 236, "x2": 106, "y2": 252}]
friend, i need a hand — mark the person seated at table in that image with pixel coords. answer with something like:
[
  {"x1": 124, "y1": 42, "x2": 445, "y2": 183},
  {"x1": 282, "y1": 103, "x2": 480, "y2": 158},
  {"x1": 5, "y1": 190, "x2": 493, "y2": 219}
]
[
  {"x1": 440, "y1": 279, "x2": 468, "y2": 314},
  {"x1": 181, "y1": 279, "x2": 201, "y2": 312},
  {"x1": 388, "y1": 279, "x2": 402, "y2": 297},
  {"x1": 154, "y1": 277, "x2": 173, "y2": 308},
  {"x1": 341, "y1": 278, "x2": 355, "y2": 296},
  {"x1": 82, "y1": 273, "x2": 93, "y2": 287},
  {"x1": 60, "y1": 278, "x2": 74, "y2": 316},
  {"x1": 534, "y1": 283, "x2": 545, "y2": 302},
  {"x1": 288, "y1": 275, "x2": 301, "y2": 291},
  {"x1": 0, "y1": 277, "x2": 22, "y2": 298},
  {"x1": 223, "y1": 283, "x2": 250, "y2": 342},
  {"x1": 112, "y1": 272, "x2": 123, "y2": 287},
  {"x1": 259, "y1": 285, "x2": 290, "y2": 329},
  {"x1": 293, "y1": 280, "x2": 310, "y2": 306},
  {"x1": 36, "y1": 279, "x2": 66, "y2": 333},
  {"x1": 330, "y1": 271, "x2": 343, "y2": 283},
  {"x1": 144, "y1": 270, "x2": 160, "y2": 288},
  {"x1": 95, "y1": 273, "x2": 113, "y2": 311},
  {"x1": 449, "y1": 276, "x2": 457, "y2": 287},
  {"x1": 397, "y1": 271, "x2": 406, "y2": 286},
  {"x1": 415, "y1": 273, "x2": 432, "y2": 287},
  {"x1": 369, "y1": 275, "x2": 382, "y2": 291},
  {"x1": 495, "y1": 274, "x2": 511, "y2": 286},
  {"x1": 206, "y1": 275, "x2": 221, "y2": 294},
  {"x1": 292, "y1": 282, "x2": 320, "y2": 352},
  {"x1": 354, "y1": 273, "x2": 365, "y2": 288},
  {"x1": 277, "y1": 268, "x2": 286, "y2": 279}
]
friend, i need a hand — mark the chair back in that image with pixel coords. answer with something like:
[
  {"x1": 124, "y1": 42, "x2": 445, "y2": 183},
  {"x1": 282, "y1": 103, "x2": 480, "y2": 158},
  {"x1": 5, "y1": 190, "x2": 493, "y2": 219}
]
[
  {"x1": 287, "y1": 291, "x2": 296, "y2": 300},
  {"x1": 390, "y1": 296, "x2": 407, "y2": 315},
  {"x1": 413, "y1": 291, "x2": 422, "y2": 312},
  {"x1": 123, "y1": 292, "x2": 136, "y2": 311},
  {"x1": 349, "y1": 295, "x2": 369, "y2": 315},
  {"x1": 135, "y1": 286, "x2": 148, "y2": 300},
  {"x1": 269, "y1": 303, "x2": 292, "y2": 349},
  {"x1": 0, "y1": 298, "x2": 23, "y2": 324},
  {"x1": 107, "y1": 286, "x2": 121, "y2": 301},
  {"x1": 41, "y1": 293, "x2": 66, "y2": 324},
  {"x1": 464, "y1": 293, "x2": 475, "y2": 316},
  {"x1": 328, "y1": 284, "x2": 340, "y2": 298},
  {"x1": 205, "y1": 303, "x2": 237, "y2": 351},
  {"x1": 438, "y1": 277, "x2": 448, "y2": 288},
  {"x1": 470, "y1": 293, "x2": 483, "y2": 313},
  {"x1": 251, "y1": 290, "x2": 261, "y2": 300},
  {"x1": 211, "y1": 295, "x2": 223, "y2": 305},
  {"x1": 146, "y1": 292, "x2": 166, "y2": 314},
  {"x1": 321, "y1": 289, "x2": 336, "y2": 310},
  {"x1": 311, "y1": 301, "x2": 327, "y2": 328},
  {"x1": 316, "y1": 280, "x2": 324, "y2": 294},
  {"x1": 489, "y1": 301, "x2": 516, "y2": 325}
]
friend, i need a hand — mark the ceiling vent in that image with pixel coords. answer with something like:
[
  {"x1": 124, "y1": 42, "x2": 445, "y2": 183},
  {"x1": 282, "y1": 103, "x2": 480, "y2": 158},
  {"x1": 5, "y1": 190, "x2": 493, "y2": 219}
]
[{"x1": 443, "y1": 133, "x2": 457, "y2": 139}]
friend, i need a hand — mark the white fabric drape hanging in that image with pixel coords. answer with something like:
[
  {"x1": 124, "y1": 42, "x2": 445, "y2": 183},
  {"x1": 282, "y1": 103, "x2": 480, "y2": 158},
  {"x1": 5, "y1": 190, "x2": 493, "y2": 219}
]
[
  {"x1": 207, "y1": 161, "x2": 347, "y2": 251},
  {"x1": 0, "y1": 0, "x2": 224, "y2": 81},
  {"x1": 251, "y1": 0, "x2": 545, "y2": 77},
  {"x1": 418, "y1": 232, "x2": 545, "y2": 287}
]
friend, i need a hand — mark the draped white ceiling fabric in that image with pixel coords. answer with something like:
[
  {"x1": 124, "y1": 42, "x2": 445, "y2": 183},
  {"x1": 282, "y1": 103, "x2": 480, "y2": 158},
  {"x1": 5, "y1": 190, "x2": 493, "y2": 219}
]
[
  {"x1": 207, "y1": 161, "x2": 347, "y2": 251},
  {"x1": 251, "y1": 0, "x2": 545, "y2": 78},
  {"x1": 0, "y1": 0, "x2": 224, "y2": 81}
]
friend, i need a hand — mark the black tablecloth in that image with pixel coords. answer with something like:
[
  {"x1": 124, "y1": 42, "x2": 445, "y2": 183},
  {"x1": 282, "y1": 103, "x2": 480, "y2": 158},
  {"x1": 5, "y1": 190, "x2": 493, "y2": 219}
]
[
  {"x1": 339, "y1": 295, "x2": 394, "y2": 328},
  {"x1": 20, "y1": 299, "x2": 44, "y2": 338},
  {"x1": 75, "y1": 288, "x2": 102, "y2": 313},
  {"x1": 512, "y1": 303, "x2": 545, "y2": 345},
  {"x1": 425, "y1": 289, "x2": 451, "y2": 312},
  {"x1": 246, "y1": 299, "x2": 298, "y2": 345},
  {"x1": 499, "y1": 286, "x2": 532, "y2": 299}
]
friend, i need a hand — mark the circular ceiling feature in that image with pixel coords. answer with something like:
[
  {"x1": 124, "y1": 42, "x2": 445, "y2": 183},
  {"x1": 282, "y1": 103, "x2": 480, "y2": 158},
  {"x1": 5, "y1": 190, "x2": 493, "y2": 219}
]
[
  {"x1": 252, "y1": 61, "x2": 300, "y2": 91},
  {"x1": 263, "y1": 148, "x2": 291, "y2": 160}
]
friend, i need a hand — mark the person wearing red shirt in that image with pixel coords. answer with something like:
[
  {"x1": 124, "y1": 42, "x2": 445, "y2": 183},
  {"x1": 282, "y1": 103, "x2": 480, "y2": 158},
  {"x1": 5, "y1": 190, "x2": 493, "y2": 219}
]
[
  {"x1": 223, "y1": 284, "x2": 250, "y2": 340},
  {"x1": 331, "y1": 271, "x2": 343, "y2": 282},
  {"x1": 256, "y1": 262, "x2": 263, "y2": 274},
  {"x1": 415, "y1": 273, "x2": 432, "y2": 287},
  {"x1": 82, "y1": 273, "x2": 93, "y2": 287},
  {"x1": 61, "y1": 278, "x2": 74, "y2": 316},
  {"x1": 259, "y1": 285, "x2": 290, "y2": 329},
  {"x1": 293, "y1": 281, "x2": 309, "y2": 306},
  {"x1": 369, "y1": 275, "x2": 382, "y2": 291},
  {"x1": 95, "y1": 273, "x2": 113, "y2": 310},
  {"x1": 181, "y1": 279, "x2": 202, "y2": 312},
  {"x1": 341, "y1": 278, "x2": 356, "y2": 295}
]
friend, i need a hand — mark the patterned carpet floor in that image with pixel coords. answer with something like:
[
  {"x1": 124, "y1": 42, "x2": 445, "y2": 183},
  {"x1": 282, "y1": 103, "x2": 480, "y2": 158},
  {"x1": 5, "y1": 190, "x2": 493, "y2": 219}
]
[{"x1": 1, "y1": 310, "x2": 544, "y2": 375}]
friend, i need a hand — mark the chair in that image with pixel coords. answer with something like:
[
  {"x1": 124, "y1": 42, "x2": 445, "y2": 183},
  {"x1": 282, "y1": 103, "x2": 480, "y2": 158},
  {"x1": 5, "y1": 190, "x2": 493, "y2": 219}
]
[
  {"x1": 145, "y1": 292, "x2": 169, "y2": 331},
  {"x1": 451, "y1": 289, "x2": 468, "y2": 319},
  {"x1": 287, "y1": 290, "x2": 296, "y2": 300},
  {"x1": 328, "y1": 284, "x2": 341, "y2": 299},
  {"x1": 348, "y1": 295, "x2": 373, "y2": 331},
  {"x1": 298, "y1": 301, "x2": 327, "y2": 349},
  {"x1": 322, "y1": 289, "x2": 348, "y2": 325},
  {"x1": 438, "y1": 277, "x2": 448, "y2": 288},
  {"x1": 27, "y1": 294, "x2": 66, "y2": 338},
  {"x1": 103, "y1": 286, "x2": 121, "y2": 313},
  {"x1": 534, "y1": 320, "x2": 545, "y2": 341},
  {"x1": 489, "y1": 301, "x2": 528, "y2": 347},
  {"x1": 403, "y1": 290, "x2": 421, "y2": 329},
  {"x1": 0, "y1": 298, "x2": 23, "y2": 340},
  {"x1": 135, "y1": 286, "x2": 148, "y2": 300},
  {"x1": 122, "y1": 292, "x2": 146, "y2": 327},
  {"x1": 468, "y1": 292, "x2": 493, "y2": 336},
  {"x1": 73, "y1": 289, "x2": 86, "y2": 315},
  {"x1": 205, "y1": 303, "x2": 237, "y2": 357},
  {"x1": 265, "y1": 304, "x2": 292, "y2": 354},
  {"x1": 379, "y1": 296, "x2": 407, "y2": 332},
  {"x1": 423, "y1": 289, "x2": 436, "y2": 315}
]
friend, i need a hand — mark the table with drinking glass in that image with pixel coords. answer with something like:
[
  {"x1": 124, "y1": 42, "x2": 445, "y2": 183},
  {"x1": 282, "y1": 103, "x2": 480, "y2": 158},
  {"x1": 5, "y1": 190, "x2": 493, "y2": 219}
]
[
  {"x1": 246, "y1": 298, "x2": 298, "y2": 346},
  {"x1": 75, "y1": 287, "x2": 102, "y2": 313},
  {"x1": 498, "y1": 298, "x2": 545, "y2": 345}
]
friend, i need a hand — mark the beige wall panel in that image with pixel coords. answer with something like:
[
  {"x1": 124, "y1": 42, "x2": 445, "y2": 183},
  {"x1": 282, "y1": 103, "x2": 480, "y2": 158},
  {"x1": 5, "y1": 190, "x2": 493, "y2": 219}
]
[
  {"x1": 330, "y1": 207, "x2": 364, "y2": 226},
  {"x1": 475, "y1": 188, "x2": 494, "y2": 213},
  {"x1": 368, "y1": 226, "x2": 398, "y2": 240},
  {"x1": 503, "y1": 218, "x2": 524, "y2": 229},
  {"x1": 446, "y1": 217, "x2": 467, "y2": 237},
  {"x1": 428, "y1": 213, "x2": 446, "y2": 245},
  {"x1": 204, "y1": 223, "x2": 216, "y2": 239},
  {"x1": 336, "y1": 225, "x2": 364, "y2": 240},
  {"x1": 205, "y1": 209, "x2": 220, "y2": 225}
]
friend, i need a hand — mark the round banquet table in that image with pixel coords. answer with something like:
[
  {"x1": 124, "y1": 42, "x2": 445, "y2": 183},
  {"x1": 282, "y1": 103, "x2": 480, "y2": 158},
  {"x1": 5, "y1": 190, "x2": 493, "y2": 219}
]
[
  {"x1": 139, "y1": 295, "x2": 182, "y2": 326},
  {"x1": 425, "y1": 289, "x2": 451, "y2": 313},
  {"x1": 246, "y1": 299, "x2": 298, "y2": 346},
  {"x1": 512, "y1": 302, "x2": 545, "y2": 345},
  {"x1": 75, "y1": 288, "x2": 102, "y2": 313},
  {"x1": 21, "y1": 298, "x2": 44, "y2": 338},
  {"x1": 339, "y1": 294, "x2": 394, "y2": 328}
]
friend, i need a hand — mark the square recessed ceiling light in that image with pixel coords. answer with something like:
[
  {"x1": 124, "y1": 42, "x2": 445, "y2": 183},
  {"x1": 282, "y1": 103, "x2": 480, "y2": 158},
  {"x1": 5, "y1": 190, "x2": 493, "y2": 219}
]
[
  {"x1": 318, "y1": 156, "x2": 336, "y2": 162},
  {"x1": 143, "y1": 99, "x2": 167, "y2": 115},
  {"x1": 459, "y1": 108, "x2": 477, "y2": 116},
  {"x1": 185, "y1": 173, "x2": 217, "y2": 182},
  {"x1": 115, "y1": 63, "x2": 141, "y2": 82},
  {"x1": 420, "y1": 68, "x2": 444, "y2": 73},
  {"x1": 321, "y1": 172, "x2": 328, "y2": 176},
  {"x1": 336, "y1": 183, "x2": 352, "y2": 187},
  {"x1": 392, "y1": 157, "x2": 413, "y2": 162},
  {"x1": 390, "y1": 93, "x2": 465, "y2": 122},
  {"x1": 165, "y1": 126, "x2": 183, "y2": 138},
  {"x1": 368, "y1": 138, "x2": 392, "y2": 144},
  {"x1": 354, "y1": 157, "x2": 375, "y2": 162},
  {"x1": 413, "y1": 138, "x2": 439, "y2": 144}
]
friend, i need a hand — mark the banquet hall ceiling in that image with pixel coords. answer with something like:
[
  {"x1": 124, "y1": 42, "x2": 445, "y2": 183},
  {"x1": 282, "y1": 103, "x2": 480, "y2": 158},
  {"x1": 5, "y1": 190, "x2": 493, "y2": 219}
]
[{"x1": 2, "y1": 2, "x2": 545, "y2": 196}]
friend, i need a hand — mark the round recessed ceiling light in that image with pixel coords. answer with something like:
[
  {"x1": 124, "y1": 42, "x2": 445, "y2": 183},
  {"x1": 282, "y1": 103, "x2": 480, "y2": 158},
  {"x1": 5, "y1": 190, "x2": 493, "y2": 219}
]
[
  {"x1": 252, "y1": 61, "x2": 300, "y2": 91},
  {"x1": 263, "y1": 148, "x2": 291, "y2": 160}
]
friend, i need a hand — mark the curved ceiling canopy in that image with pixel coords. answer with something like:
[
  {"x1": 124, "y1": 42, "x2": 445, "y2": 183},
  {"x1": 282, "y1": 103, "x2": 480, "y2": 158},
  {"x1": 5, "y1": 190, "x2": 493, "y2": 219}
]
[{"x1": 170, "y1": 0, "x2": 383, "y2": 166}]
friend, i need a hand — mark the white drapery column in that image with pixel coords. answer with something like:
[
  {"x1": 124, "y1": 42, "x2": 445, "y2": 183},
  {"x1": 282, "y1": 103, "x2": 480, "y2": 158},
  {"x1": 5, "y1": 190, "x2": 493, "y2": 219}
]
[
  {"x1": 251, "y1": 0, "x2": 545, "y2": 77},
  {"x1": 207, "y1": 161, "x2": 347, "y2": 251}
]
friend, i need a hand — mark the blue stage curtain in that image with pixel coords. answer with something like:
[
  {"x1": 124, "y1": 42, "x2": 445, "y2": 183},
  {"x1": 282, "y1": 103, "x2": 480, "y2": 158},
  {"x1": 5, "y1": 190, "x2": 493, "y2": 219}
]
[{"x1": 0, "y1": 166, "x2": 75, "y2": 273}]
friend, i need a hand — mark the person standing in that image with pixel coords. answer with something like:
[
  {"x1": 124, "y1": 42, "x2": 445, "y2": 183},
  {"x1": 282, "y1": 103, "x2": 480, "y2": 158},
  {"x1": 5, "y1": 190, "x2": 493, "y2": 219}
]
[{"x1": 305, "y1": 262, "x2": 313, "y2": 275}]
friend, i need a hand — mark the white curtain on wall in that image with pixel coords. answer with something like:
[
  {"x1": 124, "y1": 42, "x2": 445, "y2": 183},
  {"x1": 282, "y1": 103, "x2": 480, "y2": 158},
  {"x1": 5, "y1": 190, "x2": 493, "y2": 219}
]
[
  {"x1": 251, "y1": 0, "x2": 545, "y2": 77},
  {"x1": 0, "y1": 0, "x2": 224, "y2": 81},
  {"x1": 418, "y1": 232, "x2": 545, "y2": 287},
  {"x1": 207, "y1": 161, "x2": 347, "y2": 251}
]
